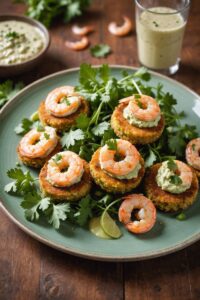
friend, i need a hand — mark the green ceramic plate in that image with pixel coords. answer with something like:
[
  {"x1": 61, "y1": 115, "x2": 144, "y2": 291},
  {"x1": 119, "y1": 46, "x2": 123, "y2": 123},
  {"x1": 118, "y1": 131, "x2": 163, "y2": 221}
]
[{"x1": 0, "y1": 66, "x2": 200, "y2": 262}]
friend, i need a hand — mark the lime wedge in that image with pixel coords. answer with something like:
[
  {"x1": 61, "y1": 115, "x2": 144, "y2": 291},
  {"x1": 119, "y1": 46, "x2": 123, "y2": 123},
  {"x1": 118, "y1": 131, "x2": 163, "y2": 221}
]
[
  {"x1": 100, "y1": 211, "x2": 122, "y2": 239},
  {"x1": 30, "y1": 111, "x2": 39, "y2": 122},
  {"x1": 89, "y1": 217, "x2": 110, "y2": 239}
]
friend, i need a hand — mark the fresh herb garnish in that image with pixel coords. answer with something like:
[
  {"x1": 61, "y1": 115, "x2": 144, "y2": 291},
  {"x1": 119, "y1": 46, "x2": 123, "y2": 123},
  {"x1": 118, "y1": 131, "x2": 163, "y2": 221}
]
[
  {"x1": 106, "y1": 139, "x2": 118, "y2": 151},
  {"x1": 44, "y1": 132, "x2": 50, "y2": 140},
  {"x1": 153, "y1": 21, "x2": 159, "y2": 27},
  {"x1": 90, "y1": 44, "x2": 111, "y2": 58},
  {"x1": 176, "y1": 212, "x2": 186, "y2": 221},
  {"x1": 169, "y1": 175, "x2": 182, "y2": 185},
  {"x1": 15, "y1": 118, "x2": 33, "y2": 135},
  {"x1": 192, "y1": 144, "x2": 196, "y2": 151},
  {"x1": 14, "y1": 0, "x2": 92, "y2": 27},
  {"x1": 37, "y1": 124, "x2": 45, "y2": 132},
  {"x1": 53, "y1": 154, "x2": 62, "y2": 163},
  {"x1": 5, "y1": 31, "x2": 20, "y2": 39},
  {"x1": 0, "y1": 80, "x2": 24, "y2": 109},
  {"x1": 167, "y1": 159, "x2": 177, "y2": 172},
  {"x1": 62, "y1": 96, "x2": 71, "y2": 106}
]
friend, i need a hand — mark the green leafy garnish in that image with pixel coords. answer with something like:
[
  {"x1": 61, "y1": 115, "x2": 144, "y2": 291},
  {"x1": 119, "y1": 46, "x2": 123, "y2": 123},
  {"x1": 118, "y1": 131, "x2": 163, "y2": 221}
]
[
  {"x1": 6, "y1": 31, "x2": 20, "y2": 39},
  {"x1": 106, "y1": 139, "x2": 117, "y2": 151},
  {"x1": 167, "y1": 159, "x2": 177, "y2": 172},
  {"x1": 61, "y1": 129, "x2": 84, "y2": 148},
  {"x1": 169, "y1": 175, "x2": 182, "y2": 185},
  {"x1": 0, "y1": 80, "x2": 24, "y2": 109},
  {"x1": 90, "y1": 44, "x2": 111, "y2": 58},
  {"x1": 62, "y1": 96, "x2": 71, "y2": 106},
  {"x1": 14, "y1": 0, "x2": 92, "y2": 27},
  {"x1": 37, "y1": 124, "x2": 45, "y2": 132},
  {"x1": 44, "y1": 132, "x2": 50, "y2": 140},
  {"x1": 15, "y1": 118, "x2": 33, "y2": 135},
  {"x1": 53, "y1": 154, "x2": 62, "y2": 163},
  {"x1": 176, "y1": 212, "x2": 187, "y2": 221}
]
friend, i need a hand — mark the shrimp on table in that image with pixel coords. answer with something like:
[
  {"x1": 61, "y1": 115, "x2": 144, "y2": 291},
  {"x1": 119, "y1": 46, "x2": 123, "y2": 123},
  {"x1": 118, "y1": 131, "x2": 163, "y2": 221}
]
[
  {"x1": 72, "y1": 24, "x2": 95, "y2": 36},
  {"x1": 186, "y1": 138, "x2": 200, "y2": 171},
  {"x1": 19, "y1": 126, "x2": 58, "y2": 158},
  {"x1": 45, "y1": 86, "x2": 81, "y2": 118},
  {"x1": 123, "y1": 95, "x2": 161, "y2": 122},
  {"x1": 65, "y1": 36, "x2": 89, "y2": 51},
  {"x1": 47, "y1": 151, "x2": 84, "y2": 188},
  {"x1": 118, "y1": 194, "x2": 156, "y2": 234},
  {"x1": 108, "y1": 16, "x2": 132, "y2": 36},
  {"x1": 99, "y1": 139, "x2": 141, "y2": 179}
]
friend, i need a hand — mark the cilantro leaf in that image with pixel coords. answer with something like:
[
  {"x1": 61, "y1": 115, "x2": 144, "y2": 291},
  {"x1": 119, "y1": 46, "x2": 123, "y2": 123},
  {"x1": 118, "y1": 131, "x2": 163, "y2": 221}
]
[
  {"x1": 15, "y1": 118, "x2": 33, "y2": 135},
  {"x1": 75, "y1": 196, "x2": 94, "y2": 226},
  {"x1": 76, "y1": 113, "x2": 90, "y2": 130},
  {"x1": 167, "y1": 159, "x2": 177, "y2": 171},
  {"x1": 48, "y1": 203, "x2": 70, "y2": 229},
  {"x1": 144, "y1": 149, "x2": 157, "y2": 167},
  {"x1": 44, "y1": 132, "x2": 50, "y2": 140},
  {"x1": 5, "y1": 168, "x2": 35, "y2": 195},
  {"x1": 99, "y1": 64, "x2": 110, "y2": 83},
  {"x1": 79, "y1": 63, "x2": 98, "y2": 87},
  {"x1": 0, "y1": 80, "x2": 24, "y2": 109},
  {"x1": 106, "y1": 139, "x2": 117, "y2": 151},
  {"x1": 90, "y1": 44, "x2": 111, "y2": 58},
  {"x1": 61, "y1": 129, "x2": 84, "y2": 148},
  {"x1": 15, "y1": 0, "x2": 92, "y2": 28},
  {"x1": 169, "y1": 175, "x2": 182, "y2": 185},
  {"x1": 92, "y1": 121, "x2": 110, "y2": 136}
]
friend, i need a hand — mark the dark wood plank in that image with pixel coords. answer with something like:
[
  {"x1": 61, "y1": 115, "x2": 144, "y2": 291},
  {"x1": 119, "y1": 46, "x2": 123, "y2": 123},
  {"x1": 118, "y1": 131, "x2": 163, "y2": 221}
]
[{"x1": 0, "y1": 211, "x2": 41, "y2": 300}]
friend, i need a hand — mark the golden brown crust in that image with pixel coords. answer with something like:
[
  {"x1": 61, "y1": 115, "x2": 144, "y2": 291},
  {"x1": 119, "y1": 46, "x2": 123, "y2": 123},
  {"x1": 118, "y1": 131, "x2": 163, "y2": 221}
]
[
  {"x1": 38, "y1": 97, "x2": 89, "y2": 131},
  {"x1": 17, "y1": 142, "x2": 62, "y2": 169},
  {"x1": 39, "y1": 160, "x2": 92, "y2": 201},
  {"x1": 89, "y1": 148, "x2": 145, "y2": 194},
  {"x1": 111, "y1": 102, "x2": 165, "y2": 144},
  {"x1": 144, "y1": 163, "x2": 199, "y2": 212}
]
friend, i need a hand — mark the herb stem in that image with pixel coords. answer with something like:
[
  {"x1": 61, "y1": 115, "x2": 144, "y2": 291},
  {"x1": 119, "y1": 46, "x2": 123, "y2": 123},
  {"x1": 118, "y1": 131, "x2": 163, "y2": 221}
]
[{"x1": 132, "y1": 79, "x2": 142, "y2": 95}]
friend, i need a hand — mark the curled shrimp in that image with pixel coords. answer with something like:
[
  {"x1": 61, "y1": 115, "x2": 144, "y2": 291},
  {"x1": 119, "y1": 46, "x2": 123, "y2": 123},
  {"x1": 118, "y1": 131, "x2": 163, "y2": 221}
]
[
  {"x1": 157, "y1": 160, "x2": 193, "y2": 193},
  {"x1": 19, "y1": 126, "x2": 59, "y2": 158},
  {"x1": 123, "y1": 94, "x2": 161, "y2": 122},
  {"x1": 45, "y1": 86, "x2": 81, "y2": 118},
  {"x1": 108, "y1": 16, "x2": 132, "y2": 37},
  {"x1": 99, "y1": 139, "x2": 141, "y2": 179},
  {"x1": 65, "y1": 36, "x2": 89, "y2": 51},
  {"x1": 186, "y1": 138, "x2": 200, "y2": 171},
  {"x1": 118, "y1": 194, "x2": 156, "y2": 234},
  {"x1": 47, "y1": 151, "x2": 84, "y2": 188},
  {"x1": 72, "y1": 24, "x2": 95, "y2": 36}
]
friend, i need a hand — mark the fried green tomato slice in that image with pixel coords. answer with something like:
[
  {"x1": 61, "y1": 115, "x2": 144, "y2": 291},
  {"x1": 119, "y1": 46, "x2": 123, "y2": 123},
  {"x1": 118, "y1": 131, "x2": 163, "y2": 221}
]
[
  {"x1": 38, "y1": 97, "x2": 89, "y2": 131},
  {"x1": 39, "y1": 160, "x2": 92, "y2": 201},
  {"x1": 111, "y1": 102, "x2": 165, "y2": 144},
  {"x1": 17, "y1": 142, "x2": 62, "y2": 169},
  {"x1": 144, "y1": 163, "x2": 199, "y2": 212},
  {"x1": 90, "y1": 148, "x2": 145, "y2": 194}
]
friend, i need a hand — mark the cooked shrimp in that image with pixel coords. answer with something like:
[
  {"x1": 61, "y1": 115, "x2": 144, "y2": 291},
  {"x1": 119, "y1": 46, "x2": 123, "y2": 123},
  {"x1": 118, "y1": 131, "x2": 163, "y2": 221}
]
[
  {"x1": 174, "y1": 160, "x2": 193, "y2": 186},
  {"x1": 72, "y1": 24, "x2": 94, "y2": 36},
  {"x1": 45, "y1": 86, "x2": 81, "y2": 118},
  {"x1": 186, "y1": 138, "x2": 200, "y2": 171},
  {"x1": 108, "y1": 16, "x2": 132, "y2": 37},
  {"x1": 124, "y1": 95, "x2": 161, "y2": 122},
  {"x1": 19, "y1": 126, "x2": 58, "y2": 158},
  {"x1": 118, "y1": 194, "x2": 156, "y2": 234},
  {"x1": 47, "y1": 151, "x2": 84, "y2": 188},
  {"x1": 65, "y1": 36, "x2": 89, "y2": 51},
  {"x1": 99, "y1": 139, "x2": 141, "y2": 179}
]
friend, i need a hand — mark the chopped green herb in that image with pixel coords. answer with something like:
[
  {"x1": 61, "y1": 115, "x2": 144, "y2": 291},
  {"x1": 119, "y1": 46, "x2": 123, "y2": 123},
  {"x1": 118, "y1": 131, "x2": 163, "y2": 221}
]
[
  {"x1": 44, "y1": 132, "x2": 50, "y2": 140},
  {"x1": 6, "y1": 31, "x2": 20, "y2": 39},
  {"x1": 153, "y1": 21, "x2": 159, "y2": 27},
  {"x1": 135, "y1": 98, "x2": 143, "y2": 109},
  {"x1": 169, "y1": 175, "x2": 182, "y2": 185},
  {"x1": 176, "y1": 212, "x2": 186, "y2": 221},
  {"x1": 167, "y1": 159, "x2": 177, "y2": 172},
  {"x1": 90, "y1": 44, "x2": 111, "y2": 58},
  {"x1": 106, "y1": 139, "x2": 118, "y2": 151},
  {"x1": 192, "y1": 144, "x2": 196, "y2": 151},
  {"x1": 53, "y1": 154, "x2": 62, "y2": 163},
  {"x1": 0, "y1": 80, "x2": 24, "y2": 109},
  {"x1": 62, "y1": 96, "x2": 71, "y2": 106},
  {"x1": 37, "y1": 124, "x2": 45, "y2": 132}
]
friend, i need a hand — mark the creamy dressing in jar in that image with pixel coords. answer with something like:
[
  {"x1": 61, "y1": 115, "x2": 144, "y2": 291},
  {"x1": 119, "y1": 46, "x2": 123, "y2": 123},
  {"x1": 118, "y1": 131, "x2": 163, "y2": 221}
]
[
  {"x1": 0, "y1": 20, "x2": 45, "y2": 65},
  {"x1": 136, "y1": 7, "x2": 186, "y2": 69}
]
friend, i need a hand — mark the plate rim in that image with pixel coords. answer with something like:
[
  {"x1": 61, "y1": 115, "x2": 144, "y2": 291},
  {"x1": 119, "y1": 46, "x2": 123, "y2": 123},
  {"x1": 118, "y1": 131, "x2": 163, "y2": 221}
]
[{"x1": 0, "y1": 65, "x2": 200, "y2": 262}]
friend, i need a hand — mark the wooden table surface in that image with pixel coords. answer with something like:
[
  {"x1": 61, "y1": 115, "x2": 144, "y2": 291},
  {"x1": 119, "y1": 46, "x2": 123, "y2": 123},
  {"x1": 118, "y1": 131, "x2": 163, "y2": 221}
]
[{"x1": 0, "y1": 1, "x2": 200, "y2": 299}]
